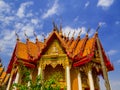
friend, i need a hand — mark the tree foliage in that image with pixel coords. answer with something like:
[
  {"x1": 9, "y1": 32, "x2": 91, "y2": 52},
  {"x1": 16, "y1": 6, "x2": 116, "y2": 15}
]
[{"x1": 11, "y1": 65, "x2": 66, "y2": 90}]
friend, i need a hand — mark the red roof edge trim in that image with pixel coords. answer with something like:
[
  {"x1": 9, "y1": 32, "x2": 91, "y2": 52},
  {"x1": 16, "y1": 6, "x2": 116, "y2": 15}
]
[
  {"x1": 99, "y1": 40, "x2": 114, "y2": 71},
  {"x1": 7, "y1": 43, "x2": 17, "y2": 73},
  {"x1": 73, "y1": 52, "x2": 94, "y2": 67}
]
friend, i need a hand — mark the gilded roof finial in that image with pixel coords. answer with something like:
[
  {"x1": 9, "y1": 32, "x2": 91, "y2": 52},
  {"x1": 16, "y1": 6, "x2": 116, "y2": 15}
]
[
  {"x1": 72, "y1": 31, "x2": 75, "y2": 38},
  {"x1": 15, "y1": 31, "x2": 20, "y2": 41},
  {"x1": 96, "y1": 23, "x2": 101, "y2": 32},
  {"x1": 42, "y1": 34, "x2": 46, "y2": 41},
  {"x1": 24, "y1": 31, "x2": 29, "y2": 41},
  {"x1": 86, "y1": 28, "x2": 91, "y2": 36},
  {"x1": 67, "y1": 31, "x2": 70, "y2": 38},
  {"x1": 60, "y1": 17, "x2": 62, "y2": 32},
  {"x1": 52, "y1": 19, "x2": 57, "y2": 31},
  {"x1": 78, "y1": 29, "x2": 82, "y2": 36},
  {"x1": 33, "y1": 31, "x2": 38, "y2": 41}
]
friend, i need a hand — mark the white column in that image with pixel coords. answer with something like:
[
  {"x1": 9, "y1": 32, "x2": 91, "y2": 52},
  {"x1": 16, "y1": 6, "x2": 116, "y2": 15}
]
[
  {"x1": 38, "y1": 66, "x2": 42, "y2": 75},
  {"x1": 78, "y1": 72, "x2": 82, "y2": 90},
  {"x1": 28, "y1": 73, "x2": 32, "y2": 87},
  {"x1": 14, "y1": 71, "x2": 20, "y2": 90},
  {"x1": 88, "y1": 70, "x2": 94, "y2": 90},
  {"x1": 14, "y1": 71, "x2": 20, "y2": 84},
  {"x1": 66, "y1": 66, "x2": 71, "y2": 90},
  {"x1": 6, "y1": 74, "x2": 12, "y2": 90}
]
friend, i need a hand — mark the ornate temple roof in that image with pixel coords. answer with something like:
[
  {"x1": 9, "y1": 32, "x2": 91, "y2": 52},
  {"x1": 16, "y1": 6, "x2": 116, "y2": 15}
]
[
  {"x1": 7, "y1": 25, "x2": 114, "y2": 74},
  {"x1": 0, "y1": 60, "x2": 10, "y2": 87}
]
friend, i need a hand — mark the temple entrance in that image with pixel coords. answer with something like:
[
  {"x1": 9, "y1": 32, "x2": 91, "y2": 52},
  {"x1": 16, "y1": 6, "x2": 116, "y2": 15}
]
[{"x1": 44, "y1": 64, "x2": 66, "y2": 89}]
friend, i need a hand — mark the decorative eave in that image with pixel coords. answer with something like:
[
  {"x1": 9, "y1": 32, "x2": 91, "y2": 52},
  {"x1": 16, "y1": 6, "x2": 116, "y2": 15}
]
[{"x1": 73, "y1": 32, "x2": 114, "y2": 72}]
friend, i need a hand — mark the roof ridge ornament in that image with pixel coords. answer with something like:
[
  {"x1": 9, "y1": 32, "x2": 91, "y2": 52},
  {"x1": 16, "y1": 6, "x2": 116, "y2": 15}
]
[
  {"x1": 15, "y1": 31, "x2": 20, "y2": 41},
  {"x1": 52, "y1": 20, "x2": 58, "y2": 31},
  {"x1": 33, "y1": 31, "x2": 38, "y2": 41},
  {"x1": 24, "y1": 31, "x2": 29, "y2": 41},
  {"x1": 42, "y1": 33, "x2": 46, "y2": 41},
  {"x1": 72, "y1": 31, "x2": 75, "y2": 38},
  {"x1": 96, "y1": 23, "x2": 101, "y2": 32},
  {"x1": 67, "y1": 31, "x2": 70, "y2": 38},
  {"x1": 86, "y1": 28, "x2": 91, "y2": 36},
  {"x1": 78, "y1": 29, "x2": 82, "y2": 36}
]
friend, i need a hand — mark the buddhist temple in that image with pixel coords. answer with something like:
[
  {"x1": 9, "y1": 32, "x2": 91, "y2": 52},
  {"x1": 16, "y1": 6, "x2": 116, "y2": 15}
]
[{"x1": 5, "y1": 23, "x2": 114, "y2": 90}]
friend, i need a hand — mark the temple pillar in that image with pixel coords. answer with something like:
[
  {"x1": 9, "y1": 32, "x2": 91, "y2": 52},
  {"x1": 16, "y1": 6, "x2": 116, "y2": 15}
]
[
  {"x1": 88, "y1": 70, "x2": 94, "y2": 90},
  {"x1": 28, "y1": 73, "x2": 32, "y2": 87},
  {"x1": 14, "y1": 70, "x2": 20, "y2": 90},
  {"x1": 14, "y1": 71, "x2": 20, "y2": 84},
  {"x1": 6, "y1": 74, "x2": 11, "y2": 90},
  {"x1": 78, "y1": 72, "x2": 82, "y2": 90},
  {"x1": 38, "y1": 66, "x2": 42, "y2": 76},
  {"x1": 66, "y1": 65, "x2": 71, "y2": 90}
]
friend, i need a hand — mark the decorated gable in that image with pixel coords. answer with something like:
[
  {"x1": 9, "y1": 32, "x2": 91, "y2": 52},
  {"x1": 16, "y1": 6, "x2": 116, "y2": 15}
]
[{"x1": 44, "y1": 39, "x2": 65, "y2": 55}]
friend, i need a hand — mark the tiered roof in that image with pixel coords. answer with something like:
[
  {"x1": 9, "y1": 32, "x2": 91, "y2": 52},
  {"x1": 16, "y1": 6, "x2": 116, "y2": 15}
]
[
  {"x1": 0, "y1": 60, "x2": 10, "y2": 87},
  {"x1": 7, "y1": 25, "x2": 114, "y2": 74}
]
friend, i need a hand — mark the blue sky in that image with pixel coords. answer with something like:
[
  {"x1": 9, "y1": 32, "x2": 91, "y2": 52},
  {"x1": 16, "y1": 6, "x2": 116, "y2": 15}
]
[{"x1": 0, "y1": 0, "x2": 120, "y2": 90}]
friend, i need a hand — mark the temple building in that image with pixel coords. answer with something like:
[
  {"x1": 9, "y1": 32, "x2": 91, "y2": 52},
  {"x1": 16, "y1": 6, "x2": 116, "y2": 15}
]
[{"x1": 5, "y1": 24, "x2": 114, "y2": 90}]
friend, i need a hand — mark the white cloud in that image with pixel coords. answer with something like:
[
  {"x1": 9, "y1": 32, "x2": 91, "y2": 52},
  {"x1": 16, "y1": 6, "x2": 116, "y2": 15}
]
[
  {"x1": 74, "y1": 16, "x2": 79, "y2": 22},
  {"x1": 0, "y1": 30, "x2": 16, "y2": 56},
  {"x1": 42, "y1": 0, "x2": 59, "y2": 19},
  {"x1": 62, "y1": 26, "x2": 86, "y2": 38},
  {"x1": 85, "y1": 1, "x2": 90, "y2": 8},
  {"x1": 97, "y1": 0, "x2": 114, "y2": 9},
  {"x1": 0, "y1": 0, "x2": 10, "y2": 13},
  {"x1": 117, "y1": 60, "x2": 120, "y2": 64},
  {"x1": 31, "y1": 19, "x2": 39, "y2": 25},
  {"x1": 115, "y1": 21, "x2": 120, "y2": 25},
  {"x1": 107, "y1": 50, "x2": 118, "y2": 56},
  {"x1": 110, "y1": 80, "x2": 120, "y2": 90},
  {"x1": 16, "y1": 1, "x2": 33, "y2": 18},
  {"x1": 99, "y1": 22, "x2": 106, "y2": 26}
]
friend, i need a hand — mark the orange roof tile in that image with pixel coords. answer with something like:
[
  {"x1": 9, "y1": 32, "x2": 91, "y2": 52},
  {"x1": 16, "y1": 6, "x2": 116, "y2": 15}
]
[
  {"x1": 74, "y1": 38, "x2": 87, "y2": 56},
  {"x1": 82, "y1": 38, "x2": 94, "y2": 57},
  {"x1": 27, "y1": 41, "x2": 39, "y2": 59},
  {"x1": 0, "y1": 72, "x2": 6, "y2": 83},
  {"x1": 16, "y1": 42, "x2": 29, "y2": 60}
]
